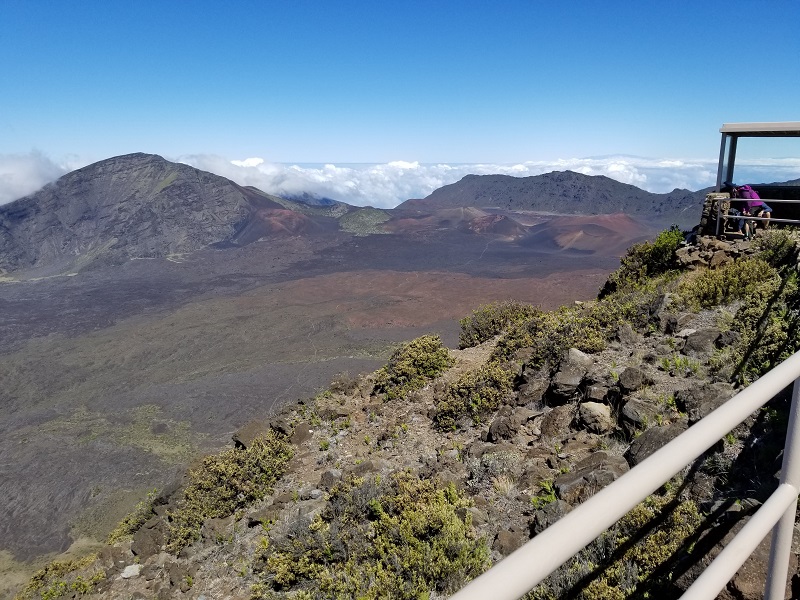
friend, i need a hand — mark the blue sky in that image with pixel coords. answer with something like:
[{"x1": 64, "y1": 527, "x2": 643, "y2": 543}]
[{"x1": 1, "y1": 0, "x2": 799, "y2": 206}]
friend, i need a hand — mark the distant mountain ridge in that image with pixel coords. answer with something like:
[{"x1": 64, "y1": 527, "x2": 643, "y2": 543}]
[
  {"x1": 397, "y1": 171, "x2": 706, "y2": 222},
  {"x1": 0, "y1": 153, "x2": 340, "y2": 273},
  {"x1": 0, "y1": 155, "x2": 706, "y2": 275}
]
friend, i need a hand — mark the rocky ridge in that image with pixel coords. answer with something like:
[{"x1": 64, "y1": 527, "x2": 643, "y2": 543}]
[
  {"x1": 398, "y1": 171, "x2": 706, "y2": 227},
  {"x1": 13, "y1": 230, "x2": 800, "y2": 600}
]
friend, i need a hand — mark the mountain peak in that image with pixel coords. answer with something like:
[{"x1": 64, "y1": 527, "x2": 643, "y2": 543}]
[
  {"x1": 398, "y1": 170, "x2": 704, "y2": 222},
  {"x1": 0, "y1": 154, "x2": 292, "y2": 272}
]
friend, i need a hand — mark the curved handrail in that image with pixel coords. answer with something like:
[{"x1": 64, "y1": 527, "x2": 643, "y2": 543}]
[{"x1": 450, "y1": 350, "x2": 800, "y2": 600}]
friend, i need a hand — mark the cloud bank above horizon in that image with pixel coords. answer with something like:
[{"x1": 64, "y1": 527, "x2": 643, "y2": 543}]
[{"x1": 2, "y1": 152, "x2": 799, "y2": 208}]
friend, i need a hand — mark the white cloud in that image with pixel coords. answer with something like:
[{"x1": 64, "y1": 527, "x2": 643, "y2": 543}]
[
  {"x1": 231, "y1": 157, "x2": 265, "y2": 168},
  {"x1": 3, "y1": 151, "x2": 797, "y2": 210},
  {"x1": 0, "y1": 151, "x2": 70, "y2": 205},
  {"x1": 179, "y1": 154, "x2": 730, "y2": 208}
]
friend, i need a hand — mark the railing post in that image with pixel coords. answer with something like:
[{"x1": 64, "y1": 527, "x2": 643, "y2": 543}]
[{"x1": 765, "y1": 378, "x2": 800, "y2": 600}]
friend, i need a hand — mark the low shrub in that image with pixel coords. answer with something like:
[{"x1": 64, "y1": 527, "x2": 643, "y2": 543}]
[
  {"x1": 373, "y1": 335, "x2": 454, "y2": 400},
  {"x1": 728, "y1": 272, "x2": 800, "y2": 383},
  {"x1": 434, "y1": 361, "x2": 514, "y2": 430},
  {"x1": 600, "y1": 226, "x2": 684, "y2": 297},
  {"x1": 16, "y1": 555, "x2": 104, "y2": 600},
  {"x1": 492, "y1": 292, "x2": 651, "y2": 369},
  {"x1": 107, "y1": 488, "x2": 158, "y2": 543},
  {"x1": 672, "y1": 257, "x2": 778, "y2": 311},
  {"x1": 753, "y1": 228, "x2": 799, "y2": 269},
  {"x1": 166, "y1": 430, "x2": 293, "y2": 552},
  {"x1": 458, "y1": 301, "x2": 541, "y2": 349},
  {"x1": 529, "y1": 488, "x2": 702, "y2": 599},
  {"x1": 253, "y1": 472, "x2": 489, "y2": 599}
]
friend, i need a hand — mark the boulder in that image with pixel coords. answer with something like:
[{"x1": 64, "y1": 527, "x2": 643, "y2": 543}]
[
  {"x1": 493, "y1": 527, "x2": 528, "y2": 555},
  {"x1": 201, "y1": 515, "x2": 233, "y2": 543},
  {"x1": 298, "y1": 498, "x2": 327, "y2": 519},
  {"x1": 319, "y1": 468, "x2": 343, "y2": 490},
  {"x1": 674, "y1": 516, "x2": 797, "y2": 600},
  {"x1": 530, "y1": 499, "x2": 571, "y2": 535},
  {"x1": 351, "y1": 458, "x2": 391, "y2": 476},
  {"x1": 717, "y1": 330, "x2": 740, "y2": 347},
  {"x1": 436, "y1": 469, "x2": 466, "y2": 488},
  {"x1": 560, "y1": 432, "x2": 602, "y2": 463},
  {"x1": 617, "y1": 323, "x2": 641, "y2": 345},
  {"x1": 684, "y1": 328, "x2": 722, "y2": 357},
  {"x1": 676, "y1": 246, "x2": 704, "y2": 268},
  {"x1": 585, "y1": 384, "x2": 609, "y2": 403},
  {"x1": 517, "y1": 379, "x2": 548, "y2": 405},
  {"x1": 554, "y1": 451, "x2": 629, "y2": 505},
  {"x1": 518, "y1": 463, "x2": 552, "y2": 489},
  {"x1": 513, "y1": 407, "x2": 540, "y2": 428},
  {"x1": 709, "y1": 250, "x2": 733, "y2": 268},
  {"x1": 618, "y1": 366, "x2": 647, "y2": 393},
  {"x1": 246, "y1": 505, "x2": 283, "y2": 527},
  {"x1": 299, "y1": 488, "x2": 324, "y2": 500},
  {"x1": 620, "y1": 398, "x2": 660, "y2": 439},
  {"x1": 548, "y1": 349, "x2": 594, "y2": 403},
  {"x1": 676, "y1": 383, "x2": 735, "y2": 424},
  {"x1": 290, "y1": 421, "x2": 313, "y2": 445},
  {"x1": 565, "y1": 348, "x2": 594, "y2": 372},
  {"x1": 726, "y1": 533, "x2": 796, "y2": 600},
  {"x1": 466, "y1": 440, "x2": 496, "y2": 459},
  {"x1": 131, "y1": 516, "x2": 166, "y2": 558},
  {"x1": 121, "y1": 564, "x2": 142, "y2": 579},
  {"x1": 550, "y1": 367, "x2": 585, "y2": 403},
  {"x1": 578, "y1": 402, "x2": 614, "y2": 434},
  {"x1": 269, "y1": 416, "x2": 293, "y2": 437},
  {"x1": 467, "y1": 506, "x2": 488, "y2": 527},
  {"x1": 626, "y1": 420, "x2": 688, "y2": 466},
  {"x1": 539, "y1": 405, "x2": 575, "y2": 439},
  {"x1": 97, "y1": 545, "x2": 129, "y2": 576},
  {"x1": 488, "y1": 415, "x2": 517, "y2": 442},
  {"x1": 317, "y1": 406, "x2": 350, "y2": 420},
  {"x1": 232, "y1": 420, "x2": 270, "y2": 449}
]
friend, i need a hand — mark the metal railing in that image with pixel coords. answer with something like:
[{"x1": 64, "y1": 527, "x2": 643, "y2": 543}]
[
  {"x1": 450, "y1": 350, "x2": 800, "y2": 600},
  {"x1": 715, "y1": 197, "x2": 800, "y2": 237}
]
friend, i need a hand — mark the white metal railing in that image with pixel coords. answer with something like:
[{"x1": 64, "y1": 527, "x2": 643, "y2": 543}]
[{"x1": 450, "y1": 350, "x2": 800, "y2": 600}]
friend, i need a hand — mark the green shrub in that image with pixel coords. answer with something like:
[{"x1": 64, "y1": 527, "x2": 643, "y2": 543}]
[
  {"x1": 529, "y1": 480, "x2": 557, "y2": 510},
  {"x1": 492, "y1": 292, "x2": 651, "y2": 368},
  {"x1": 16, "y1": 555, "x2": 104, "y2": 600},
  {"x1": 753, "y1": 228, "x2": 799, "y2": 269},
  {"x1": 728, "y1": 271, "x2": 800, "y2": 383},
  {"x1": 166, "y1": 430, "x2": 293, "y2": 552},
  {"x1": 528, "y1": 488, "x2": 702, "y2": 599},
  {"x1": 673, "y1": 258, "x2": 778, "y2": 310},
  {"x1": 434, "y1": 361, "x2": 514, "y2": 430},
  {"x1": 253, "y1": 472, "x2": 489, "y2": 599},
  {"x1": 107, "y1": 488, "x2": 158, "y2": 543},
  {"x1": 373, "y1": 335, "x2": 454, "y2": 400},
  {"x1": 458, "y1": 301, "x2": 542, "y2": 349},
  {"x1": 600, "y1": 226, "x2": 684, "y2": 296}
]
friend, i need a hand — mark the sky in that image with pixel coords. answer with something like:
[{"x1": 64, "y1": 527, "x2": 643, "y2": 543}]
[{"x1": 1, "y1": 0, "x2": 799, "y2": 207}]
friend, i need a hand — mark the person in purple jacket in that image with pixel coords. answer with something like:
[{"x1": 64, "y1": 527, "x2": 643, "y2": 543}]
[{"x1": 737, "y1": 184, "x2": 772, "y2": 231}]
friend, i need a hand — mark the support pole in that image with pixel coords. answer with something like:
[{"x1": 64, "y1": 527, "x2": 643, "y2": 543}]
[{"x1": 765, "y1": 378, "x2": 800, "y2": 600}]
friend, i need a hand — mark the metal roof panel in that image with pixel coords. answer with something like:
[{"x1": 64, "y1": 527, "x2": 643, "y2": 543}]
[{"x1": 720, "y1": 122, "x2": 800, "y2": 136}]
